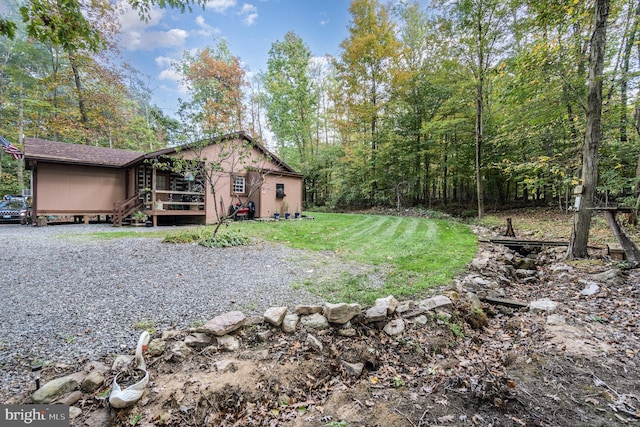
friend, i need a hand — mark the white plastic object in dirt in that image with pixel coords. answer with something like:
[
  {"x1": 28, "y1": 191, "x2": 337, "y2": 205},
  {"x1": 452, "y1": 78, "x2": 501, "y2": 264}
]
[{"x1": 109, "y1": 331, "x2": 150, "y2": 409}]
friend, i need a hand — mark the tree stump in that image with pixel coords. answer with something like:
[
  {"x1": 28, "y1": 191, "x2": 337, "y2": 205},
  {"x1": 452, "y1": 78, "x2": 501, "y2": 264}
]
[{"x1": 504, "y1": 218, "x2": 516, "y2": 237}]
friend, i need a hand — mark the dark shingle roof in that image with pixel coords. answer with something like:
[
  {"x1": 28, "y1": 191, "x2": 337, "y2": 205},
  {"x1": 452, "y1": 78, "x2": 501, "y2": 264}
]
[{"x1": 24, "y1": 138, "x2": 144, "y2": 167}]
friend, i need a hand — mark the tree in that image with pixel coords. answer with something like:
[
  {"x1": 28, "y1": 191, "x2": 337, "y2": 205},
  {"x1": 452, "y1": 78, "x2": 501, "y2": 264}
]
[
  {"x1": 444, "y1": 0, "x2": 510, "y2": 218},
  {"x1": 263, "y1": 32, "x2": 317, "y2": 166},
  {"x1": 391, "y1": 1, "x2": 450, "y2": 207},
  {"x1": 336, "y1": 0, "x2": 401, "y2": 205},
  {"x1": 568, "y1": 0, "x2": 610, "y2": 259},
  {"x1": 177, "y1": 40, "x2": 247, "y2": 139}
]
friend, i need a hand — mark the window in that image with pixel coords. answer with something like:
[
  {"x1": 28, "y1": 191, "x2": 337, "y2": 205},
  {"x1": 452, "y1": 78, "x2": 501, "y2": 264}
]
[
  {"x1": 233, "y1": 176, "x2": 246, "y2": 194},
  {"x1": 276, "y1": 183, "x2": 285, "y2": 198}
]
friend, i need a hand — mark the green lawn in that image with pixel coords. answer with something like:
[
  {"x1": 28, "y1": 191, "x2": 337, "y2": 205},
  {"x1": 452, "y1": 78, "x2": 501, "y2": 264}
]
[
  {"x1": 82, "y1": 212, "x2": 478, "y2": 304},
  {"x1": 236, "y1": 212, "x2": 478, "y2": 304}
]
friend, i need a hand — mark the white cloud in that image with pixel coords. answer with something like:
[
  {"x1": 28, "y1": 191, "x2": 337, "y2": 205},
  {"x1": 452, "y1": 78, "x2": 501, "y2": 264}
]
[
  {"x1": 207, "y1": 0, "x2": 237, "y2": 13},
  {"x1": 118, "y1": 2, "x2": 165, "y2": 33},
  {"x1": 194, "y1": 15, "x2": 221, "y2": 37},
  {"x1": 117, "y1": 2, "x2": 189, "y2": 51},
  {"x1": 124, "y1": 28, "x2": 188, "y2": 51},
  {"x1": 158, "y1": 68, "x2": 182, "y2": 82},
  {"x1": 319, "y1": 12, "x2": 329, "y2": 26},
  {"x1": 155, "y1": 56, "x2": 175, "y2": 68},
  {"x1": 158, "y1": 67, "x2": 190, "y2": 94},
  {"x1": 238, "y1": 3, "x2": 258, "y2": 26}
]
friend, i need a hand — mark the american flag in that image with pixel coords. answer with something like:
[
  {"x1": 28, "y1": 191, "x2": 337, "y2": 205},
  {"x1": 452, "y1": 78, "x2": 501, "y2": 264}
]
[{"x1": 0, "y1": 136, "x2": 24, "y2": 160}]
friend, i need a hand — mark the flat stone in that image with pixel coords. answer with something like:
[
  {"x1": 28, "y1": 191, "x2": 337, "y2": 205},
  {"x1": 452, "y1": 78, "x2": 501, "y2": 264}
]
[
  {"x1": 69, "y1": 406, "x2": 82, "y2": 419},
  {"x1": 82, "y1": 407, "x2": 110, "y2": 427},
  {"x1": 411, "y1": 315, "x2": 428, "y2": 325},
  {"x1": 395, "y1": 301, "x2": 416, "y2": 314},
  {"x1": 300, "y1": 313, "x2": 329, "y2": 330},
  {"x1": 590, "y1": 268, "x2": 623, "y2": 285},
  {"x1": 84, "y1": 361, "x2": 109, "y2": 375},
  {"x1": 264, "y1": 307, "x2": 288, "y2": 326},
  {"x1": 161, "y1": 330, "x2": 183, "y2": 340},
  {"x1": 375, "y1": 295, "x2": 398, "y2": 315},
  {"x1": 419, "y1": 295, "x2": 453, "y2": 311},
  {"x1": 546, "y1": 314, "x2": 566, "y2": 325},
  {"x1": 32, "y1": 375, "x2": 79, "y2": 404},
  {"x1": 529, "y1": 298, "x2": 558, "y2": 313},
  {"x1": 383, "y1": 319, "x2": 405, "y2": 336},
  {"x1": 399, "y1": 307, "x2": 427, "y2": 319},
  {"x1": 282, "y1": 314, "x2": 299, "y2": 334},
  {"x1": 295, "y1": 305, "x2": 324, "y2": 315},
  {"x1": 257, "y1": 330, "x2": 273, "y2": 342},
  {"x1": 214, "y1": 360, "x2": 236, "y2": 373},
  {"x1": 198, "y1": 311, "x2": 247, "y2": 337},
  {"x1": 306, "y1": 334, "x2": 323, "y2": 352},
  {"x1": 111, "y1": 355, "x2": 133, "y2": 372},
  {"x1": 56, "y1": 390, "x2": 83, "y2": 406},
  {"x1": 365, "y1": 304, "x2": 388, "y2": 322},
  {"x1": 323, "y1": 303, "x2": 361, "y2": 324},
  {"x1": 147, "y1": 338, "x2": 166, "y2": 356},
  {"x1": 471, "y1": 257, "x2": 490, "y2": 271},
  {"x1": 551, "y1": 264, "x2": 573, "y2": 274},
  {"x1": 340, "y1": 361, "x2": 364, "y2": 378},
  {"x1": 166, "y1": 341, "x2": 192, "y2": 362},
  {"x1": 337, "y1": 328, "x2": 357, "y2": 337},
  {"x1": 581, "y1": 283, "x2": 600, "y2": 296},
  {"x1": 184, "y1": 332, "x2": 213, "y2": 348},
  {"x1": 80, "y1": 370, "x2": 104, "y2": 393},
  {"x1": 472, "y1": 276, "x2": 491, "y2": 286},
  {"x1": 217, "y1": 335, "x2": 240, "y2": 352}
]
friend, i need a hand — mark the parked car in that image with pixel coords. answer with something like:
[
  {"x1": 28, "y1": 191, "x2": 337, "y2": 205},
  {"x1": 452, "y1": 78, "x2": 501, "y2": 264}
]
[{"x1": 0, "y1": 200, "x2": 30, "y2": 224}]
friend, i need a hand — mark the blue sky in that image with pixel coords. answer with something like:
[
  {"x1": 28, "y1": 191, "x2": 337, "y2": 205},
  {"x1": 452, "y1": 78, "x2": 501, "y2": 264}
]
[{"x1": 117, "y1": 0, "x2": 354, "y2": 116}]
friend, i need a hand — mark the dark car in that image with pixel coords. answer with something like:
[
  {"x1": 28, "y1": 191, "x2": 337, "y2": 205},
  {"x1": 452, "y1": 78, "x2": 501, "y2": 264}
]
[{"x1": 0, "y1": 200, "x2": 30, "y2": 224}]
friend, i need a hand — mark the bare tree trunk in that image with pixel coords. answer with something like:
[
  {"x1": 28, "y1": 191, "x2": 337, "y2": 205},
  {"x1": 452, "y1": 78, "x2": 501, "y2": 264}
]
[
  {"x1": 619, "y1": 1, "x2": 640, "y2": 143},
  {"x1": 567, "y1": 0, "x2": 609, "y2": 259},
  {"x1": 475, "y1": 78, "x2": 485, "y2": 219},
  {"x1": 69, "y1": 53, "x2": 89, "y2": 130}
]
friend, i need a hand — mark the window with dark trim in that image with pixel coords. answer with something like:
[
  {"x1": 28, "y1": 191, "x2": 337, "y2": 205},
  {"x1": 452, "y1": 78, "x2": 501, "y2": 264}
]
[{"x1": 276, "y1": 183, "x2": 285, "y2": 198}]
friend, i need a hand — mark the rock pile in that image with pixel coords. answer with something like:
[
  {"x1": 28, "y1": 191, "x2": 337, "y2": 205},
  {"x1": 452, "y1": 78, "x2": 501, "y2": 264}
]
[{"x1": 28, "y1": 293, "x2": 457, "y2": 423}]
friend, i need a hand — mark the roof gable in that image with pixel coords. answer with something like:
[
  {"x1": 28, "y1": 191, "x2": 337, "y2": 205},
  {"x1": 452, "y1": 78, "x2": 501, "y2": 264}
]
[
  {"x1": 144, "y1": 132, "x2": 300, "y2": 175},
  {"x1": 24, "y1": 138, "x2": 144, "y2": 167}
]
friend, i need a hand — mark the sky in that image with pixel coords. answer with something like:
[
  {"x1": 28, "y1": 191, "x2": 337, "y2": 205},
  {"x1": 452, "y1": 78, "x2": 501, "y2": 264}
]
[{"x1": 116, "y1": 0, "x2": 354, "y2": 117}]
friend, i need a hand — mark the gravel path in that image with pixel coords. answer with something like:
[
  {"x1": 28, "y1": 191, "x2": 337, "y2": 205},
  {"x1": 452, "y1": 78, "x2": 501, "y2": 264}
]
[{"x1": 0, "y1": 223, "x2": 329, "y2": 401}]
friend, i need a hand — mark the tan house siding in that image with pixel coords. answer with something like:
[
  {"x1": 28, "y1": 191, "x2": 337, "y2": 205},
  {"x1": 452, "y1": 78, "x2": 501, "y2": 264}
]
[
  {"x1": 167, "y1": 138, "x2": 302, "y2": 223},
  {"x1": 25, "y1": 132, "x2": 304, "y2": 225},
  {"x1": 34, "y1": 163, "x2": 127, "y2": 215},
  {"x1": 260, "y1": 174, "x2": 303, "y2": 218}
]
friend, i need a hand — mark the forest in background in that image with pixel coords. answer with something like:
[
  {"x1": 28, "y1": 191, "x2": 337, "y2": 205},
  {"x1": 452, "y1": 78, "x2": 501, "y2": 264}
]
[{"x1": 1, "y1": 0, "x2": 639, "y2": 216}]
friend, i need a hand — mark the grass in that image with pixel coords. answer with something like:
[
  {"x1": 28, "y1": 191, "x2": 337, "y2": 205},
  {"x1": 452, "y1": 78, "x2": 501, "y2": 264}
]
[
  {"x1": 68, "y1": 212, "x2": 478, "y2": 305},
  {"x1": 236, "y1": 212, "x2": 478, "y2": 303}
]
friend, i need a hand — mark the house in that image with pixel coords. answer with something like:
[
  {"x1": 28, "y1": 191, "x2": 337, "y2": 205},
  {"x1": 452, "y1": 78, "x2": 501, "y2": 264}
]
[{"x1": 24, "y1": 132, "x2": 304, "y2": 226}]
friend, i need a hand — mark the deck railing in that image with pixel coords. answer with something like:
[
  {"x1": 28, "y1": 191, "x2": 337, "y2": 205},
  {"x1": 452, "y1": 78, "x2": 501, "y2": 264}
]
[
  {"x1": 151, "y1": 190, "x2": 205, "y2": 211},
  {"x1": 112, "y1": 193, "x2": 143, "y2": 227}
]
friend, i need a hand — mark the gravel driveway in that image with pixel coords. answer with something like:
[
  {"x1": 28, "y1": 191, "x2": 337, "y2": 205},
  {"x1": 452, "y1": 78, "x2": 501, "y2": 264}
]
[{"x1": 0, "y1": 223, "x2": 327, "y2": 401}]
